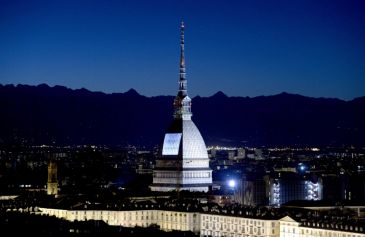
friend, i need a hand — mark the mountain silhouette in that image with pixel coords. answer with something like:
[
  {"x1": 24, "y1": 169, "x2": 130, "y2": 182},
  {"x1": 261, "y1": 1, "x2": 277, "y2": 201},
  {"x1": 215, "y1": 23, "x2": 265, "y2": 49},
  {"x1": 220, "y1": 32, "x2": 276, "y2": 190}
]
[{"x1": 0, "y1": 84, "x2": 364, "y2": 147}]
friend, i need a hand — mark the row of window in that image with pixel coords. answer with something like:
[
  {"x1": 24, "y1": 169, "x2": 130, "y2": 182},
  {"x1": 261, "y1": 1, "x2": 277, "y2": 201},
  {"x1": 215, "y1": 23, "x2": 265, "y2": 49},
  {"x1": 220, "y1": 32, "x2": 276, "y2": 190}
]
[
  {"x1": 202, "y1": 215, "x2": 271, "y2": 227},
  {"x1": 154, "y1": 171, "x2": 211, "y2": 178},
  {"x1": 299, "y1": 227, "x2": 364, "y2": 237},
  {"x1": 203, "y1": 223, "x2": 265, "y2": 234}
]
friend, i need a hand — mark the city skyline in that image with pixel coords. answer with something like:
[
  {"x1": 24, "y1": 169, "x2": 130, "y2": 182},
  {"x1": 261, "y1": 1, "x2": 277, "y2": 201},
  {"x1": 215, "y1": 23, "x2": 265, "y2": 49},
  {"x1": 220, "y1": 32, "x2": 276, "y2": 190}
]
[
  {"x1": 1, "y1": 0, "x2": 365, "y2": 100},
  {"x1": 1, "y1": 2, "x2": 365, "y2": 235}
]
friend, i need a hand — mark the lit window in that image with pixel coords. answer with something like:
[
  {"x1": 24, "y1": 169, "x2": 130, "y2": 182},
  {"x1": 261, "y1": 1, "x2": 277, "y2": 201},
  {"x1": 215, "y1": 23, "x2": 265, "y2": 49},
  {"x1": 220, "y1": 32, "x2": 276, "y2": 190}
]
[{"x1": 162, "y1": 133, "x2": 182, "y2": 155}]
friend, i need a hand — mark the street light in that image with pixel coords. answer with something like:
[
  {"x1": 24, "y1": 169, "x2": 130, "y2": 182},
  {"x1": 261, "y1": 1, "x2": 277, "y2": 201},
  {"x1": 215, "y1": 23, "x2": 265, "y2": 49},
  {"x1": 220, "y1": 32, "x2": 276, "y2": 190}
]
[{"x1": 228, "y1": 179, "x2": 236, "y2": 188}]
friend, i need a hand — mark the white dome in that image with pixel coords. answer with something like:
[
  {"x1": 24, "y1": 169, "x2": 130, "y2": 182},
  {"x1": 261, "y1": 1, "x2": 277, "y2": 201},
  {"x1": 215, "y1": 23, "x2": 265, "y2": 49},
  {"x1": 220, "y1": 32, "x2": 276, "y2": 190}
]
[
  {"x1": 181, "y1": 120, "x2": 209, "y2": 159},
  {"x1": 161, "y1": 119, "x2": 208, "y2": 159}
]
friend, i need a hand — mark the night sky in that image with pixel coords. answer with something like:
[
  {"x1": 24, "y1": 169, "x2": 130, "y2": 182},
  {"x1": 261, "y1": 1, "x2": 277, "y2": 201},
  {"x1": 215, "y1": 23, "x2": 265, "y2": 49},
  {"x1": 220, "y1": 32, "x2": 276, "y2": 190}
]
[{"x1": 1, "y1": 0, "x2": 364, "y2": 100}]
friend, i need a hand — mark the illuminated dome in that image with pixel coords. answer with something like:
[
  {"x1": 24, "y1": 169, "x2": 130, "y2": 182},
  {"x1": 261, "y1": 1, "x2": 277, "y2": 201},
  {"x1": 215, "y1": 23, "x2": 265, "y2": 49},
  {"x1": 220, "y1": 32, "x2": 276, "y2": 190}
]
[
  {"x1": 150, "y1": 22, "x2": 212, "y2": 192},
  {"x1": 162, "y1": 119, "x2": 209, "y2": 159}
]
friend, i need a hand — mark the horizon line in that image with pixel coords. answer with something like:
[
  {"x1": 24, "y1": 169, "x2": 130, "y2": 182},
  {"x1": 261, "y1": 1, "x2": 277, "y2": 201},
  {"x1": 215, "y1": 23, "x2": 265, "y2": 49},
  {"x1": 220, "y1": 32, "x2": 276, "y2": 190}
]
[{"x1": 1, "y1": 83, "x2": 363, "y2": 101}]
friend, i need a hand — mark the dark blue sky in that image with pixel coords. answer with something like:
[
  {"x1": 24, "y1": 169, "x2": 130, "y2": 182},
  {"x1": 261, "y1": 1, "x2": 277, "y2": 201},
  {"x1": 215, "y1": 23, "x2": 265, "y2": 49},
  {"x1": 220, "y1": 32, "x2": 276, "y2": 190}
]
[{"x1": 1, "y1": 0, "x2": 364, "y2": 100}]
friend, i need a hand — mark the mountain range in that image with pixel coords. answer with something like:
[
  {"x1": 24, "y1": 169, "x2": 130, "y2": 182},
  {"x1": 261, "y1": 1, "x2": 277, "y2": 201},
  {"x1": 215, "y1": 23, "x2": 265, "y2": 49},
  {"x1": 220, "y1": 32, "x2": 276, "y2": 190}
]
[{"x1": 0, "y1": 83, "x2": 364, "y2": 147}]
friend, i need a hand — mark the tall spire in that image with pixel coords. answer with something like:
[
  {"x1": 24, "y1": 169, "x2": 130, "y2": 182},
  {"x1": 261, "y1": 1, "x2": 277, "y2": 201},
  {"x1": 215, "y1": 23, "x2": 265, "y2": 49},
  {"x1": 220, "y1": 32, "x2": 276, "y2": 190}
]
[
  {"x1": 179, "y1": 21, "x2": 187, "y2": 96},
  {"x1": 174, "y1": 21, "x2": 192, "y2": 120}
]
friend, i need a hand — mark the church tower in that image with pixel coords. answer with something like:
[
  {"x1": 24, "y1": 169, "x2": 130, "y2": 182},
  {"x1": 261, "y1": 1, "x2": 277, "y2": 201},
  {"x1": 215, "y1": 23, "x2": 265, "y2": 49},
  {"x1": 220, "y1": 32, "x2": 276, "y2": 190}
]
[
  {"x1": 47, "y1": 158, "x2": 58, "y2": 196},
  {"x1": 151, "y1": 22, "x2": 212, "y2": 192}
]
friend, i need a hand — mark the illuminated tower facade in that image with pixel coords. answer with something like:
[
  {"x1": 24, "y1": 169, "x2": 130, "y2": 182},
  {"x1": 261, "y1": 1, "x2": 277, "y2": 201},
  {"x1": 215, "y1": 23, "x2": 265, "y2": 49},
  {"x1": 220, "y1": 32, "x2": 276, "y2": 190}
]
[
  {"x1": 47, "y1": 159, "x2": 58, "y2": 195},
  {"x1": 151, "y1": 22, "x2": 212, "y2": 192}
]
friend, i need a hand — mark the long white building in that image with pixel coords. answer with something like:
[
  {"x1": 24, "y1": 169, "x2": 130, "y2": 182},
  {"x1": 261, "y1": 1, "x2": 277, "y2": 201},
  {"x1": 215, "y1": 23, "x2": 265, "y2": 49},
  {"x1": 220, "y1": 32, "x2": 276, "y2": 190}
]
[{"x1": 38, "y1": 207, "x2": 365, "y2": 237}]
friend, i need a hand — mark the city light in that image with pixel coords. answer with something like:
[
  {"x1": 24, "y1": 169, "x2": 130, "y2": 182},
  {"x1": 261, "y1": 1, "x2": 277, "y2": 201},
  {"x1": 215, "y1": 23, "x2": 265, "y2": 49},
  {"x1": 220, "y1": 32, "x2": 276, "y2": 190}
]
[
  {"x1": 228, "y1": 179, "x2": 236, "y2": 188},
  {"x1": 298, "y1": 163, "x2": 306, "y2": 172}
]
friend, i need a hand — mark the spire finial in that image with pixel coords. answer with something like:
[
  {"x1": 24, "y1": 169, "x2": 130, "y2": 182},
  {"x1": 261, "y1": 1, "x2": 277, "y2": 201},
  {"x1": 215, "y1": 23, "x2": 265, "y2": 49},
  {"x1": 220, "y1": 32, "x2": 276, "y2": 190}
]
[
  {"x1": 180, "y1": 21, "x2": 185, "y2": 69},
  {"x1": 178, "y1": 21, "x2": 186, "y2": 95}
]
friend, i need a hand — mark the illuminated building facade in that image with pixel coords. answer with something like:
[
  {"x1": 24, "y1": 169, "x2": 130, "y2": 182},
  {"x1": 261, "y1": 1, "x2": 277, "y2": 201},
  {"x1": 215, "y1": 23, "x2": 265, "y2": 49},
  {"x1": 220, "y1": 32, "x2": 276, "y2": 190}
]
[
  {"x1": 269, "y1": 174, "x2": 323, "y2": 206},
  {"x1": 39, "y1": 208, "x2": 365, "y2": 237},
  {"x1": 234, "y1": 173, "x2": 323, "y2": 206},
  {"x1": 150, "y1": 22, "x2": 212, "y2": 192}
]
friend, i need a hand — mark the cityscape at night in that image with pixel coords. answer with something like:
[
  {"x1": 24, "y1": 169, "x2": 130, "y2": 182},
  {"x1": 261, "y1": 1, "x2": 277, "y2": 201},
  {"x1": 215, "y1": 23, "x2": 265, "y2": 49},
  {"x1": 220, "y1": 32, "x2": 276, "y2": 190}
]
[{"x1": 1, "y1": 0, "x2": 365, "y2": 236}]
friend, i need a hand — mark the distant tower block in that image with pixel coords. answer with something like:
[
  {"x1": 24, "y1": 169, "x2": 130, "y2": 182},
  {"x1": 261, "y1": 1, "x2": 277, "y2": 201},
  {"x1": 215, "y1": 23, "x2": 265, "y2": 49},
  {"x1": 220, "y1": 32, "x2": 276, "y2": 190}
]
[
  {"x1": 47, "y1": 159, "x2": 58, "y2": 195},
  {"x1": 150, "y1": 22, "x2": 212, "y2": 192}
]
